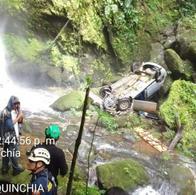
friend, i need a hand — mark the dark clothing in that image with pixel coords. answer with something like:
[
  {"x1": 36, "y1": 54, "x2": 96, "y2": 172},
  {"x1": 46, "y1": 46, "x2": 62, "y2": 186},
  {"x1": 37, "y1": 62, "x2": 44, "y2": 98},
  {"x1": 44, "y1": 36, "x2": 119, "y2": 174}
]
[
  {"x1": 30, "y1": 168, "x2": 56, "y2": 195},
  {"x1": 0, "y1": 96, "x2": 18, "y2": 138},
  {"x1": 33, "y1": 143, "x2": 68, "y2": 185},
  {"x1": 2, "y1": 143, "x2": 21, "y2": 172},
  {"x1": 1, "y1": 96, "x2": 21, "y2": 173}
]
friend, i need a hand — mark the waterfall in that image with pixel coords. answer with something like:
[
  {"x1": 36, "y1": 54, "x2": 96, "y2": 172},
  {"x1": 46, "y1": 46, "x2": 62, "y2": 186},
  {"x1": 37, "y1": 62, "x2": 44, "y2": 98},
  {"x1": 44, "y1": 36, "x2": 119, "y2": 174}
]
[
  {"x1": 0, "y1": 37, "x2": 11, "y2": 86},
  {"x1": 0, "y1": 33, "x2": 59, "y2": 113}
]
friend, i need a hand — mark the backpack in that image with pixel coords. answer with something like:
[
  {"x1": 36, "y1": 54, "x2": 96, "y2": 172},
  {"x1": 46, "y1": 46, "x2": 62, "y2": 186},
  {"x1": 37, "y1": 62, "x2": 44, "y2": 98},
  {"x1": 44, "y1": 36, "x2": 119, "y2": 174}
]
[
  {"x1": 30, "y1": 170, "x2": 57, "y2": 195},
  {"x1": 47, "y1": 171, "x2": 57, "y2": 195},
  {"x1": 0, "y1": 109, "x2": 15, "y2": 145}
]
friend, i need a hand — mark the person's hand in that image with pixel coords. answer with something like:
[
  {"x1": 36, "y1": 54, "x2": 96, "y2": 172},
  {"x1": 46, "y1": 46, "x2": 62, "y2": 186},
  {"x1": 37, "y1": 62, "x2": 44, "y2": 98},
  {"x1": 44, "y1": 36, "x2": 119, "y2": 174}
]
[{"x1": 16, "y1": 111, "x2": 24, "y2": 123}]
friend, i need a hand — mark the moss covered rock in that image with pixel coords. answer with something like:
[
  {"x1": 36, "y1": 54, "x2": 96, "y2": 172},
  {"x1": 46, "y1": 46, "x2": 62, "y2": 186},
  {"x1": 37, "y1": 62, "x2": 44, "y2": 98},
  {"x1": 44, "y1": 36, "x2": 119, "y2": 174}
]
[
  {"x1": 96, "y1": 159, "x2": 148, "y2": 190},
  {"x1": 169, "y1": 165, "x2": 195, "y2": 195},
  {"x1": 160, "y1": 80, "x2": 196, "y2": 156},
  {"x1": 176, "y1": 15, "x2": 196, "y2": 62},
  {"x1": 51, "y1": 90, "x2": 84, "y2": 111},
  {"x1": 164, "y1": 49, "x2": 193, "y2": 80}
]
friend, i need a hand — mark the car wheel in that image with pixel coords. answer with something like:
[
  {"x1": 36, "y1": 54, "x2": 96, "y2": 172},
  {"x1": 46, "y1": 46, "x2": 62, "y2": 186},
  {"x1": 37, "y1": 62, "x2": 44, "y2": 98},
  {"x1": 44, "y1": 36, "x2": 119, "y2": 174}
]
[
  {"x1": 117, "y1": 98, "x2": 132, "y2": 111},
  {"x1": 99, "y1": 86, "x2": 112, "y2": 98}
]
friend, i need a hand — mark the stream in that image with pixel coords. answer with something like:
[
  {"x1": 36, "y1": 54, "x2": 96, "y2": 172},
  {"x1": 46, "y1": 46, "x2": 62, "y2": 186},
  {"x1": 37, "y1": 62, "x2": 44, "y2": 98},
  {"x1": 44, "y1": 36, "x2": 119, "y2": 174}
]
[{"x1": 0, "y1": 30, "x2": 195, "y2": 195}]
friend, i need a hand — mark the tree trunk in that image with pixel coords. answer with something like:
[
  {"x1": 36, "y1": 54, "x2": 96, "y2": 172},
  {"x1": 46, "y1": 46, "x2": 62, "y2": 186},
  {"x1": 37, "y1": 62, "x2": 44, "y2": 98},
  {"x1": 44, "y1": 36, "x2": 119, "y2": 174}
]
[
  {"x1": 66, "y1": 87, "x2": 90, "y2": 195},
  {"x1": 168, "y1": 115, "x2": 183, "y2": 151}
]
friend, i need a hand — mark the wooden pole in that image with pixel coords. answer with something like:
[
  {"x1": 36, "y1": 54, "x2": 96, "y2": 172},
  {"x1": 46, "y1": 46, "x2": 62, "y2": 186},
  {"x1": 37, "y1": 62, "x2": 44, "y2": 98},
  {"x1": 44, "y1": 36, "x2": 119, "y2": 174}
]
[{"x1": 66, "y1": 87, "x2": 90, "y2": 195}]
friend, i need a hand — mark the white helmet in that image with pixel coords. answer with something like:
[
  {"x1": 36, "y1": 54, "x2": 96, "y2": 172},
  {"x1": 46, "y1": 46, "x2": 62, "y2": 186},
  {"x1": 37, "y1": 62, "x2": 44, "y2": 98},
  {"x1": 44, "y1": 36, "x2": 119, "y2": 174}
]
[{"x1": 28, "y1": 148, "x2": 50, "y2": 165}]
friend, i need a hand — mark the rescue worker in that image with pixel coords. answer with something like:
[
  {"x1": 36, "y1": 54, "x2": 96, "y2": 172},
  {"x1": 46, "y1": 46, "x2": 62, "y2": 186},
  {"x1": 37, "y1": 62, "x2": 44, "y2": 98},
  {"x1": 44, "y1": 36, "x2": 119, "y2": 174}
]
[
  {"x1": 27, "y1": 147, "x2": 57, "y2": 195},
  {"x1": 44, "y1": 124, "x2": 68, "y2": 185},
  {"x1": 30, "y1": 124, "x2": 68, "y2": 189},
  {"x1": 1, "y1": 96, "x2": 24, "y2": 176}
]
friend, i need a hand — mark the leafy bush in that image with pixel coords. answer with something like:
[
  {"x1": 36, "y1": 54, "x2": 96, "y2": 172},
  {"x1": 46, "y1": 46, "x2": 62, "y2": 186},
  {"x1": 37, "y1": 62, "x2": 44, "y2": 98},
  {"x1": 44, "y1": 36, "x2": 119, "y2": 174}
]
[
  {"x1": 162, "y1": 128, "x2": 176, "y2": 142},
  {"x1": 125, "y1": 113, "x2": 141, "y2": 129},
  {"x1": 97, "y1": 109, "x2": 118, "y2": 132},
  {"x1": 160, "y1": 80, "x2": 196, "y2": 157},
  {"x1": 100, "y1": 0, "x2": 139, "y2": 64},
  {"x1": 72, "y1": 181, "x2": 101, "y2": 195},
  {"x1": 178, "y1": 0, "x2": 196, "y2": 16}
]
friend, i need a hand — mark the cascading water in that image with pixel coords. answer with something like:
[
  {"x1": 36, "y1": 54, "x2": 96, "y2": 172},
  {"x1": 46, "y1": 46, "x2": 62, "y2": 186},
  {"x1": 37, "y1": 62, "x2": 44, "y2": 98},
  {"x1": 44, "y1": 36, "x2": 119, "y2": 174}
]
[{"x1": 0, "y1": 33, "x2": 60, "y2": 114}]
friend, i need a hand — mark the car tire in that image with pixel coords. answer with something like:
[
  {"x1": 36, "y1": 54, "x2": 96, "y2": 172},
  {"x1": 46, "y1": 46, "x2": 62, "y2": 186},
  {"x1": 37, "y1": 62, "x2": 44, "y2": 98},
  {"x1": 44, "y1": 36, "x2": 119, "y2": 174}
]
[
  {"x1": 117, "y1": 98, "x2": 132, "y2": 111},
  {"x1": 99, "y1": 86, "x2": 112, "y2": 98}
]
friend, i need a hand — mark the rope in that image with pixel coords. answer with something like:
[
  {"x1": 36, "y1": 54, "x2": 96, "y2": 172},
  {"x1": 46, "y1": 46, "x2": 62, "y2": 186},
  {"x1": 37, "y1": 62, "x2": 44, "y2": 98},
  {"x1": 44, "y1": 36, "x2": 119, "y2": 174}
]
[{"x1": 48, "y1": 20, "x2": 70, "y2": 49}]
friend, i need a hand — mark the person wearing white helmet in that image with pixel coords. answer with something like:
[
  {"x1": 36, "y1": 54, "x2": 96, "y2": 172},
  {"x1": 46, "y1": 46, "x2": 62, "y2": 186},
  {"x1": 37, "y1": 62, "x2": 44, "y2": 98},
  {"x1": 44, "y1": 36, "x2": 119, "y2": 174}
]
[
  {"x1": 30, "y1": 124, "x2": 68, "y2": 186},
  {"x1": 27, "y1": 147, "x2": 57, "y2": 195}
]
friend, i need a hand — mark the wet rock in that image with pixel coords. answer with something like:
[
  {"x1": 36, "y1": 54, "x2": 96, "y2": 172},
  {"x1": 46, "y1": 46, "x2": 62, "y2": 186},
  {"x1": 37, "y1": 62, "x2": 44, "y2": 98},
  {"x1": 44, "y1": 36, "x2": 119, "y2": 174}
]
[
  {"x1": 150, "y1": 42, "x2": 165, "y2": 65},
  {"x1": 65, "y1": 125, "x2": 80, "y2": 138},
  {"x1": 169, "y1": 164, "x2": 195, "y2": 195},
  {"x1": 164, "y1": 35, "x2": 176, "y2": 49},
  {"x1": 176, "y1": 17, "x2": 196, "y2": 62},
  {"x1": 164, "y1": 49, "x2": 193, "y2": 80},
  {"x1": 47, "y1": 67, "x2": 62, "y2": 86},
  {"x1": 8, "y1": 61, "x2": 56, "y2": 87},
  {"x1": 69, "y1": 140, "x2": 96, "y2": 163},
  {"x1": 122, "y1": 131, "x2": 136, "y2": 143},
  {"x1": 96, "y1": 150, "x2": 113, "y2": 161},
  {"x1": 160, "y1": 75, "x2": 173, "y2": 95},
  {"x1": 51, "y1": 90, "x2": 84, "y2": 112},
  {"x1": 96, "y1": 159, "x2": 148, "y2": 190}
]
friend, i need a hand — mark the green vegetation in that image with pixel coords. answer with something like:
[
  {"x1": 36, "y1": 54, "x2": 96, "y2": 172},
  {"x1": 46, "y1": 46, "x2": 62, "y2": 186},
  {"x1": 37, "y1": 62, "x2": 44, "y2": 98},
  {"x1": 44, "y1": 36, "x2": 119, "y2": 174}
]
[
  {"x1": 0, "y1": 0, "x2": 24, "y2": 14},
  {"x1": 160, "y1": 80, "x2": 196, "y2": 157},
  {"x1": 72, "y1": 181, "x2": 101, "y2": 195},
  {"x1": 0, "y1": 169, "x2": 101, "y2": 195},
  {"x1": 114, "y1": 113, "x2": 142, "y2": 129},
  {"x1": 57, "y1": 176, "x2": 101, "y2": 195},
  {"x1": 178, "y1": 0, "x2": 196, "y2": 17},
  {"x1": 97, "y1": 109, "x2": 118, "y2": 132},
  {"x1": 3, "y1": 34, "x2": 46, "y2": 63},
  {"x1": 100, "y1": 0, "x2": 139, "y2": 64},
  {"x1": 64, "y1": 0, "x2": 105, "y2": 48},
  {"x1": 162, "y1": 128, "x2": 176, "y2": 144},
  {"x1": 51, "y1": 46, "x2": 79, "y2": 74},
  {"x1": 2, "y1": 0, "x2": 195, "y2": 69},
  {"x1": 0, "y1": 169, "x2": 31, "y2": 184},
  {"x1": 96, "y1": 159, "x2": 148, "y2": 190}
]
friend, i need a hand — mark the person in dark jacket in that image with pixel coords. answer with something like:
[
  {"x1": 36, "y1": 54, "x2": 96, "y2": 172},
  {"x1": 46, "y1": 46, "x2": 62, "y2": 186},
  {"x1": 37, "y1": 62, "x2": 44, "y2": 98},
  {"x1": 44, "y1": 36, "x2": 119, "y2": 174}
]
[
  {"x1": 1, "y1": 96, "x2": 24, "y2": 176},
  {"x1": 30, "y1": 124, "x2": 68, "y2": 187},
  {"x1": 27, "y1": 147, "x2": 56, "y2": 195}
]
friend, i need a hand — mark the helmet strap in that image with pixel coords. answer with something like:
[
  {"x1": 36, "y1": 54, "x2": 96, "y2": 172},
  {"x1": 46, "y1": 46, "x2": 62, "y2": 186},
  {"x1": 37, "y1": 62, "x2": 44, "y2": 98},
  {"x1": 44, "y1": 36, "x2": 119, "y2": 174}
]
[{"x1": 31, "y1": 162, "x2": 45, "y2": 174}]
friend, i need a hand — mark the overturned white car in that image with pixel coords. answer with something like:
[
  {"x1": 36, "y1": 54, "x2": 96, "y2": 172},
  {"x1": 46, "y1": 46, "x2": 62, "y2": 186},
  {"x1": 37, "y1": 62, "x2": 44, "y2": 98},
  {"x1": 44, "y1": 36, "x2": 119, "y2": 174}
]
[{"x1": 99, "y1": 62, "x2": 167, "y2": 111}]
